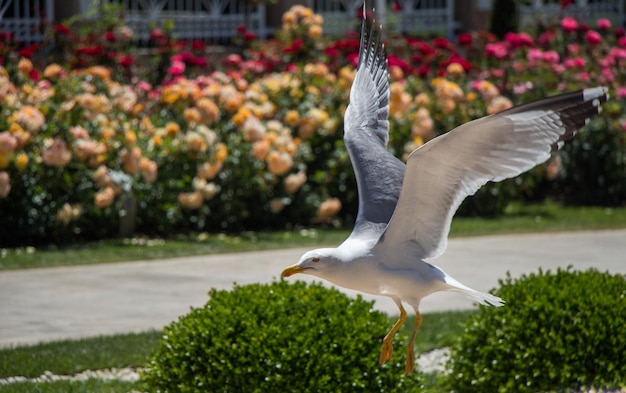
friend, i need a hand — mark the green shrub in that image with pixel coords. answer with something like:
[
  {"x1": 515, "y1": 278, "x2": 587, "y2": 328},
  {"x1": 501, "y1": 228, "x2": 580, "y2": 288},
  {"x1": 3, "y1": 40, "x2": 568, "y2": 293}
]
[
  {"x1": 447, "y1": 268, "x2": 626, "y2": 393},
  {"x1": 143, "y1": 280, "x2": 422, "y2": 392}
]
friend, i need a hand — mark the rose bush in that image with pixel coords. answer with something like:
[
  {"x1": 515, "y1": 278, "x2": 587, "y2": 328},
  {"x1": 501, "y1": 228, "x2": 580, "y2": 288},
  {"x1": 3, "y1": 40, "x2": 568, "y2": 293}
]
[{"x1": 0, "y1": 7, "x2": 624, "y2": 246}]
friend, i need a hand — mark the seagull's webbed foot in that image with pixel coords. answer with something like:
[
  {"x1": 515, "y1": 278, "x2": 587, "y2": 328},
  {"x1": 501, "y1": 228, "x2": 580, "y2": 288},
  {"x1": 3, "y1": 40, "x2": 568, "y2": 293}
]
[
  {"x1": 404, "y1": 312, "x2": 423, "y2": 374},
  {"x1": 379, "y1": 299, "x2": 407, "y2": 366}
]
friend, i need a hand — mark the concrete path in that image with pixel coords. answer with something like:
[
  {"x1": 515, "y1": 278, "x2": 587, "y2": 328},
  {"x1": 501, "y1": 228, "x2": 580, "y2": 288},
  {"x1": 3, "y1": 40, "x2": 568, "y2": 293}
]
[{"x1": 1, "y1": 229, "x2": 624, "y2": 348}]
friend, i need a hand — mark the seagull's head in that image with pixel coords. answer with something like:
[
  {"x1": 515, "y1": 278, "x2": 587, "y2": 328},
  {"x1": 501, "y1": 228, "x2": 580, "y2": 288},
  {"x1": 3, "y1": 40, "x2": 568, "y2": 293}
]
[{"x1": 281, "y1": 248, "x2": 339, "y2": 279}]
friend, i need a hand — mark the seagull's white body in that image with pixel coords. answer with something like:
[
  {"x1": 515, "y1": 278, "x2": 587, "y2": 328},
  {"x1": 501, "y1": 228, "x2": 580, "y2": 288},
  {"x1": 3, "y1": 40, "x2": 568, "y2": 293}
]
[
  {"x1": 282, "y1": 17, "x2": 609, "y2": 374},
  {"x1": 300, "y1": 236, "x2": 500, "y2": 311}
]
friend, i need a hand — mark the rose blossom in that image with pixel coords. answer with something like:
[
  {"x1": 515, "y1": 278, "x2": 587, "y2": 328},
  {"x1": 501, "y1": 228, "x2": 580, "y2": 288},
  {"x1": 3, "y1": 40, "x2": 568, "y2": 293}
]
[
  {"x1": 56, "y1": 203, "x2": 83, "y2": 225},
  {"x1": 178, "y1": 191, "x2": 203, "y2": 209},
  {"x1": 266, "y1": 151, "x2": 293, "y2": 175},
  {"x1": 487, "y1": 96, "x2": 513, "y2": 114},
  {"x1": 0, "y1": 131, "x2": 17, "y2": 153},
  {"x1": 242, "y1": 116, "x2": 266, "y2": 142},
  {"x1": 317, "y1": 197, "x2": 342, "y2": 219},
  {"x1": 596, "y1": 18, "x2": 612, "y2": 30},
  {"x1": 485, "y1": 42, "x2": 508, "y2": 59},
  {"x1": 120, "y1": 147, "x2": 141, "y2": 174},
  {"x1": 168, "y1": 60, "x2": 186, "y2": 77},
  {"x1": 15, "y1": 105, "x2": 45, "y2": 133},
  {"x1": 94, "y1": 186, "x2": 115, "y2": 208},
  {"x1": 197, "y1": 161, "x2": 222, "y2": 180},
  {"x1": 601, "y1": 68, "x2": 615, "y2": 83},
  {"x1": 527, "y1": 48, "x2": 543, "y2": 63},
  {"x1": 139, "y1": 157, "x2": 158, "y2": 183},
  {"x1": 561, "y1": 17, "x2": 578, "y2": 33},
  {"x1": 585, "y1": 30, "x2": 602, "y2": 45},
  {"x1": 563, "y1": 57, "x2": 586, "y2": 69},
  {"x1": 284, "y1": 171, "x2": 307, "y2": 193},
  {"x1": 270, "y1": 198, "x2": 287, "y2": 214},
  {"x1": 542, "y1": 50, "x2": 560, "y2": 63},
  {"x1": 42, "y1": 138, "x2": 72, "y2": 167}
]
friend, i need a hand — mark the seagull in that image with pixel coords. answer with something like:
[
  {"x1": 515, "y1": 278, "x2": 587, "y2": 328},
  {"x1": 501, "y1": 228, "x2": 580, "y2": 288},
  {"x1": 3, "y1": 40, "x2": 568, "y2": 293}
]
[{"x1": 281, "y1": 18, "x2": 608, "y2": 374}]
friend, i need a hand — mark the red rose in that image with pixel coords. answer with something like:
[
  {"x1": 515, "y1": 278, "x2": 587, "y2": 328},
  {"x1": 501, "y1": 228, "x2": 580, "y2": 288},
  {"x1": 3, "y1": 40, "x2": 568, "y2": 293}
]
[
  {"x1": 457, "y1": 33, "x2": 472, "y2": 47},
  {"x1": 55, "y1": 24, "x2": 70, "y2": 34},
  {"x1": 119, "y1": 55, "x2": 134, "y2": 68}
]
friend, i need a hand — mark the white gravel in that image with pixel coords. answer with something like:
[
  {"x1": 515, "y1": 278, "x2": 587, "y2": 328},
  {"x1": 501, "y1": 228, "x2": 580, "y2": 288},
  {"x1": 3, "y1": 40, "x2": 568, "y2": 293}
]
[
  {"x1": 0, "y1": 367, "x2": 143, "y2": 385},
  {"x1": 416, "y1": 347, "x2": 451, "y2": 374},
  {"x1": 0, "y1": 351, "x2": 450, "y2": 386}
]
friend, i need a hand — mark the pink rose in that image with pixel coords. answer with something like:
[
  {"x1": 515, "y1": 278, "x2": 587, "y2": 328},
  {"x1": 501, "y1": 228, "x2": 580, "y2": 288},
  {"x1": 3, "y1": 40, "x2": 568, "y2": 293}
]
[
  {"x1": 0, "y1": 132, "x2": 17, "y2": 154},
  {"x1": 42, "y1": 139, "x2": 72, "y2": 167},
  {"x1": 596, "y1": 18, "x2": 612, "y2": 30},
  {"x1": 168, "y1": 60, "x2": 186, "y2": 76},
  {"x1": 585, "y1": 30, "x2": 602, "y2": 45},
  {"x1": 561, "y1": 17, "x2": 578, "y2": 33}
]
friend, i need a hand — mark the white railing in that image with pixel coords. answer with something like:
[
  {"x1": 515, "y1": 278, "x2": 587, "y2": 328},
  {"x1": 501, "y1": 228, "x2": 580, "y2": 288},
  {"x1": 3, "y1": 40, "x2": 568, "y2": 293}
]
[
  {"x1": 0, "y1": 0, "x2": 54, "y2": 43},
  {"x1": 104, "y1": 0, "x2": 267, "y2": 42},
  {"x1": 308, "y1": 0, "x2": 455, "y2": 38},
  {"x1": 3, "y1": 0, "x2": 624, "y2": 44},
  {"x1": 519, "y1": 0, "x2": 625, "y2": 30}
]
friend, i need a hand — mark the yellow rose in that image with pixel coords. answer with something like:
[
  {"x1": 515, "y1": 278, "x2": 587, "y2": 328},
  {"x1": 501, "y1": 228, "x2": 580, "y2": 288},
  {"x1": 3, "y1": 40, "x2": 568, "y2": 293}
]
[
  {"x1": 18, "y1": 58, "x2": 33, "y2": 75},
  {"x1": 165, "y1": 122, "x2": 180, "y2": 136},
  {"x1": 215, "y1": 143, "x2": 228, "y2": 162},
  {"x1": 86, "y1": 66, "x2": 111, "y2": 80},
  {"x1": 43, "y1": 63, "x2": 63, "y2": 79},
  {"x1": 284, "y1": 110, "x2": 300, "y2": 127},
  {"x1": 446, "y1": 62, "x2": 465, "y2": 76},
  {"x1": 184, "y1": 107, "x2": 202, "y2": 124},
  {"x1": 15, "y1": 153, "x2": 28, "y2": 170},
  {"x1": 309, "y1": 24, "x2": 323, "y2": 39}
]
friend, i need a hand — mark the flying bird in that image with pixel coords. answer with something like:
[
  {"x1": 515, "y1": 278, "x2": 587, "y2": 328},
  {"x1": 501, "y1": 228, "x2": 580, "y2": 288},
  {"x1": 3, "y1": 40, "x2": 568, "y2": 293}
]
[{"x1": 281, "y1": 18, "x2": 608, "y2": 374}]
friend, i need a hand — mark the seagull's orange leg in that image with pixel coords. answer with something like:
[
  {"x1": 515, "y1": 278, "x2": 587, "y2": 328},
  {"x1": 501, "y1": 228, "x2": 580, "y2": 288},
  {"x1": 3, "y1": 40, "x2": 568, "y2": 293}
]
[
  {"x1": 404, "y1": 311, "x2": 423, "y2": 374},
  {"x1": 379, "y1": 299, "x2": 406, "y2": 366}
]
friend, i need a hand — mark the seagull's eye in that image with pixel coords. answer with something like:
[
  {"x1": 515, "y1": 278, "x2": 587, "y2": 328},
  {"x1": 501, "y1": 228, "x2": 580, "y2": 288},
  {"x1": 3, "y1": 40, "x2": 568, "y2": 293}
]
[{"x1": 311, "y1": 257, "x2": 320, "y2": 263}]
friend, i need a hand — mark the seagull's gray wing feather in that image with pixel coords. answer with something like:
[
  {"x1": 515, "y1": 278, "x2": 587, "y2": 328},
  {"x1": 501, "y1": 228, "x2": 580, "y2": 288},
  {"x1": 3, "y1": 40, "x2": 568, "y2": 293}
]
[
  {"x1": 344, "y1": 21, "x2": 405, "y2": 240},
  {"x1": 376, "y1": 87, "x2": 608, "y2": 261}
]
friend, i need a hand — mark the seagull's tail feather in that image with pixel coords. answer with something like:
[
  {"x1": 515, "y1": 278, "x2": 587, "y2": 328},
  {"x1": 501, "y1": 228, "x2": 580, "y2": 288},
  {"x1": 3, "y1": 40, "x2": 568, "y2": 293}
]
[
  {"x1": 443, "y1": 275, "x2": 505, "y2": 307},
  {"x1": 458, "y1": 289, "x2": 505, "y2": 307}
]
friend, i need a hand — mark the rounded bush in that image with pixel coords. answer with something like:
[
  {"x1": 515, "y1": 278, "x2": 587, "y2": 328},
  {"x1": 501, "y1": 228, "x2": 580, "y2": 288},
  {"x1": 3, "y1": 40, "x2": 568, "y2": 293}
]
[
  {"x1": 447, "y1": 268, "x2": 626, "y2": 393},
  {"x1": 143, "y1": 280, "x2": 421, "y2": 392}
]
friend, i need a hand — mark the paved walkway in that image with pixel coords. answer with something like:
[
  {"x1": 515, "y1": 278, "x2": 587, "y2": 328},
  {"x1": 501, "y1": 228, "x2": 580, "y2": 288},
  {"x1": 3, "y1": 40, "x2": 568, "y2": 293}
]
[{"x1": 1, "y1": 230, "x2": 625, "y2": 348}]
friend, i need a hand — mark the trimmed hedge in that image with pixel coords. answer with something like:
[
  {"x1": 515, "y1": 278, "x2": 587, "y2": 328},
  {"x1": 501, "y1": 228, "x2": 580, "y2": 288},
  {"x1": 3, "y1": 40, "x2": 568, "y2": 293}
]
[
  {"x1": 143, "y1": 281, "x2": 422, "y2": 392},
  {"x1": 447, "y1": 268, "x2": 626, "y2": 393}
]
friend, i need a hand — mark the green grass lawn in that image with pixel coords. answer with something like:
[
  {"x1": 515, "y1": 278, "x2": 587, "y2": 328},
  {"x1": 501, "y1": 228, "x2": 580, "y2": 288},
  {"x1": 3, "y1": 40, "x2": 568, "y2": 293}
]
[
  {"x1": 0, "y1": 311, "x2": 472, "y2": 392},
  {"x1": 2, "y1": 203, "x2": 626, "y2": 271}
]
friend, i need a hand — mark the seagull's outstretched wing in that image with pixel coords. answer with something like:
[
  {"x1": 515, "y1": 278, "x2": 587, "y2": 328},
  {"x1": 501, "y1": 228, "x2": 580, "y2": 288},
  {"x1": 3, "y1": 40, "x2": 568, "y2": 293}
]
[
  {"x1": 344, "y1": 20, "x2": 405, "y2": 239},
  {"x1": 376, "y1": 87, "x2": 609, "y2": 260}
]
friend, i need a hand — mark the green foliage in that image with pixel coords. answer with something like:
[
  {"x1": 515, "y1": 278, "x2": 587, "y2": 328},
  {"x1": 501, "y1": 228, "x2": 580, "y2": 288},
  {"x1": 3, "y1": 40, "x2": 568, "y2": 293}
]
[
  {"x1": 143, "y1": 281, "x2": 422, "y2": 392},
  {"x1": 447, "y1": 268, "x2": 626, "y2": 393},
  {"x1": 559, "y1": 115, "x2": 626, "y2": 207}
]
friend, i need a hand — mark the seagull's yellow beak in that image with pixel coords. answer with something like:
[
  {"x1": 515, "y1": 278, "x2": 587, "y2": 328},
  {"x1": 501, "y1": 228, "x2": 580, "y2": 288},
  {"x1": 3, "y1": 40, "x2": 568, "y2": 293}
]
[{"x1": 281, "y1": 264, "x2": 312, "y2": 278}]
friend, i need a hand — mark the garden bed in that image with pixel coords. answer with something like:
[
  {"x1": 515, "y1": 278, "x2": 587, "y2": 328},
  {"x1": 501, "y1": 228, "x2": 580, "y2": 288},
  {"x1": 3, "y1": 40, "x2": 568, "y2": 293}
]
[{"x1": 0, "y1": 6, "x2": 624, "y2": 247}]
